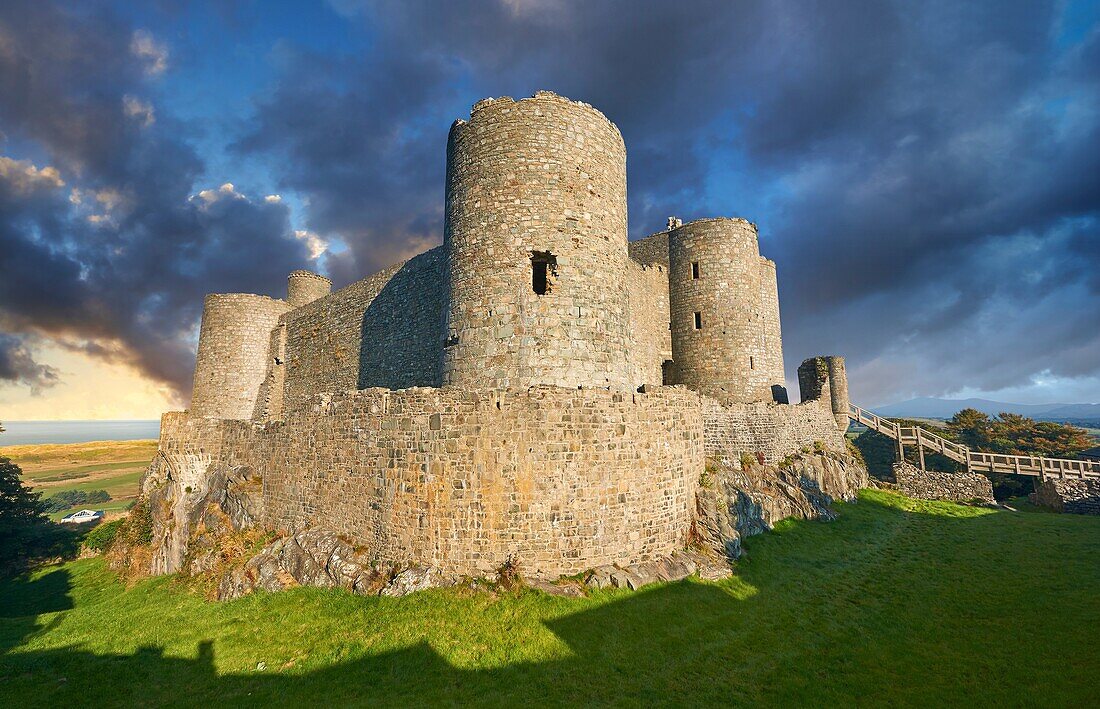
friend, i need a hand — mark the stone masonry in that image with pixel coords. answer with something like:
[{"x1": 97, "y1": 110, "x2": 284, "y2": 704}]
[
  {"x1": 1030, "y1": 478, "x2": 1100, "y2": 515},
  {"x1": 893, "y1": 462, "x2": 995, "y2": 504},
  {"x1": 153, "y1": 91, "x2": 863, "y2": 586}
]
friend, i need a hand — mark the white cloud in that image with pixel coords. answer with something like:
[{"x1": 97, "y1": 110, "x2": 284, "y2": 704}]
[
  {"x1": 264, "y1": 194, "x2": 282, "y2": 203},
  {"x1": 122, "y1": 95, "x2": 155, "y2": 127},
  {"x1": 130, "y1": 30, "x2": 168, "y2": 76},
  {"x1": 0, "y1": 156, "x2": 64, "y2": 194},
  {"x1": 193, "y1": 182, "x2": 245, "y2": 208},
  {"x1": 294, "y1": 229, "x2": 329, "y2": 260}
]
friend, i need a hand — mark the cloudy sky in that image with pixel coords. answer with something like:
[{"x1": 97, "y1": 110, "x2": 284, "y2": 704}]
[{"x1": 0, "y1": 0, "x2": 1097, "y2": 419}]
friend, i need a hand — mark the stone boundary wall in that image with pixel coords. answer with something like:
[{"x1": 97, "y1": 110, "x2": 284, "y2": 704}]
[
  {"x1": 276, "y1": 247, "x2": 445, "y2": 415},
  {"x1": 701, "y1": 395, "x2": 845, "y2": 466},
  {"x1": 157, "y1": 385, "x2": 702, "y2": 579},
  {"x1": 1030, "y1": 478, "x2": 1100, "y2": 515},
  {"x1": 894, "y1": 462, "x2": 995, "y2": 503}
]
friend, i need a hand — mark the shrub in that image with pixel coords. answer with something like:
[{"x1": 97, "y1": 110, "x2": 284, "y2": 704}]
[
  {"x1": 84, "y1": 519, "x2": 124, "y2": 553},
  {"x1": 119, "y1": 499, "x2": 153, "y2": 546},
  {"x1": 740, "y1": 452, "x2": 757, "y2": 470},
  {"x1": 42, "y1": 489, "x2": 112, "y2": 513}
]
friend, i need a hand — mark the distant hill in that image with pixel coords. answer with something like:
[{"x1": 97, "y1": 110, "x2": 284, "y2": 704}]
[{"x1": 872, "y1": 397, "x2": 1100, "y2": 422}]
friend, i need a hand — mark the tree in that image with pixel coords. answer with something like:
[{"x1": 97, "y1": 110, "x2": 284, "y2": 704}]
[
  {"x1": 946, "y1": 410, "x2": 1092, "y2": 458},
  {"x1": 0, "y1": 456, "x2": 56, "y2": 569}
]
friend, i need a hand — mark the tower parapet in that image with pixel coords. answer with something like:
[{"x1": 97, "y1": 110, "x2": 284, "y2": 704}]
[
  {"x1": 287, "y1": 270, "x2": 331, "y2": 308},
  {"x1": 441, "y1": 91, "x2": 631, "y2": 389},
  {"x1": 190, "y1": 293, "x2": 290, "y2": 419},
  {"x1": 668, "y1": 218, "x2": 780, "y2": 403}
]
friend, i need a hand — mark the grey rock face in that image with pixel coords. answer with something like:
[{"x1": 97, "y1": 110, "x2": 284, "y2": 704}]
[
  {"x1": 380, "y1": 566, "x2": 447, "y2": 597},
  {"x1": 218, "y1": 529, "x2": 386, "y2": 601},
  {"x1": 695, "y1": 450, "x2": 868, "y2": 560}
]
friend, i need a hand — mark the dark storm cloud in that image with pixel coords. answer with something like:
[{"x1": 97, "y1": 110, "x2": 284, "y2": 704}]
[
  {"x1": 242, "y1": 0, "x2": 1099, "y2": 402},
  {"x1": 2, "y1": 0, "x2": 1096, "y2": 406},
  {"x1": 0, "y1": 0, "x2": 313, "y2": 399},
  {"x1": 0, "y1": 334, "x2": 59, "y2": 394}
]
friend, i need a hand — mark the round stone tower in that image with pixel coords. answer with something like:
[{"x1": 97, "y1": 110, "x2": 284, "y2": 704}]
[
  {"x1": 668, "y1": 218, "x2": 774, "y2": 403},
  {"x1": 441, "y1": 91, "x2": 631, "y2": 390},
  {"x1": 190, "y1": 293, "x2": 290, "y2": 419},
  {"x1": 757, "y1": 256, "x2": 787, "y2": 400},
  {"x1": 287, "y1": 270, "x2": 331, "y2": 308}
]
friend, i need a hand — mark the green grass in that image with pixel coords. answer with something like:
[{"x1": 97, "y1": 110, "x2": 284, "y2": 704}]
[
  {"x1": 2, "y1": 490, "x2": 1098, "y2": 707},
  {"x1": 1, "y1": 441, "x2": 154, "y2": 521}
]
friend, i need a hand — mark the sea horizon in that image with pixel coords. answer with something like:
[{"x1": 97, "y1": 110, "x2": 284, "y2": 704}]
[{"x1": 0, "y1": 419, "x2": 161, "y2": 446}]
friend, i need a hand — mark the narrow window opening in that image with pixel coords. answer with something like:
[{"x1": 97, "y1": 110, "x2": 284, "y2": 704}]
[
  {"x1": 750, "y1": 356, "x2": 755, "y2": 370},
  {"x1": 531, "y1": 251, "x2": 557, "y2": 295},
  {"x1": 693, "y1": 312, "x2": 702, "y2": 330},
  {"x1": 691, "y1": 262, "x2": 700, "y2": 279}
]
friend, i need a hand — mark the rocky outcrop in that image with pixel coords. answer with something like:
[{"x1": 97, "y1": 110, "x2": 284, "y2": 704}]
[
  {"x1": 145, "y1": 458, "x2": 264, "y2": 576},
  {"x1": 695, "y1": 449, "x2": 868, "y2": 559},
  {"x1": 583, "y1": 549, "x2": 731, "y2": 590},
  {"x1": 218, "y1": 529, "x2": 397, "y2": 600},
  {"x1": 893, "y1": 462, "x2": 995, "y2": 504}
]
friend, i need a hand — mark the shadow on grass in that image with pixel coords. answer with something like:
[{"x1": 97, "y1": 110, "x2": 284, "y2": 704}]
[{"x1": 1, "y1": 492, "x2": 1097, "y2": 707}]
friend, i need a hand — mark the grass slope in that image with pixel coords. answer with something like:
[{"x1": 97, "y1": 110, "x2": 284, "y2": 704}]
[
  {"x1": 1, "y1": 440, "x2": 156, "y2": 520},
  {"x1": 2, "y1": 490, "x2": 1097, "y2": 707}
]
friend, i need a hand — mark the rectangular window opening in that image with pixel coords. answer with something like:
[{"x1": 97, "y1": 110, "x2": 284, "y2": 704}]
[
  {"x1": 693, "y1": 312, "x2": 702, "y2": 330},
  {"x1": 750, "y1": 356, "x2": 755, "y2": 370},
  {"x1": 531, "y1": 251, "x2": 557, "y2": 295},
  {"x1": 691, "y1": 262, "x2": 700, "y2": 279}
]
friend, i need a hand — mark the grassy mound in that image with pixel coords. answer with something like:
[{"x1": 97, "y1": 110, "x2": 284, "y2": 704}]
[{"x1": 2, "y1": 490, "x2": 1097, "y2": 707}]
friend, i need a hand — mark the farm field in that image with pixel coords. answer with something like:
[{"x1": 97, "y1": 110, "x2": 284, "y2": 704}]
[
  {"x1": 1, "y1": 440, "x2": 157, "y2": 520},
  {"x1": 2, "y1": 488, "x2": 1098, "y2": 707}
]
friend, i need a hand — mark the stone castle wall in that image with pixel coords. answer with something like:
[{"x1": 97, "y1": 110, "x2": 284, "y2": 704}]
[
  {"x1": 441, "y1": 92, "x2": 632, "y2": 391},
  {"x1": 159, "y1": 386, "x2": 702, "y2": 579},
  {"x1": 190, "y1": 294, "x2": 291, "y2": 420},
  {"x1": 628, "y1": 231, "x2": 671, "y2": 268},
  {"x1": 702, "y1": 396, "x2": 845, "y2": 466},
  {"x1": 626, "y1": 259, "x2": 672, "y2": 388},
  {"x1": 275, "y1": 248, "x2": 445, "y2": 414}
]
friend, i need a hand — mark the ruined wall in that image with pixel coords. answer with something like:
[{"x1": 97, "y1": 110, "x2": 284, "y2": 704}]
[
  {"x1": 628, "y1": 231, "x2": 670, "y2": 268},
  {"x1": 1030, "y1": 478, "x2": 1100, "y2": 515},
  {"x1": 190, "y1": 294, "x2": 291, "y2": 420},
  {"x1": 442, "y1": 92, "x2": 632, "y2": 390},
  {"x1": 626, "y1": 259, "x2": 672, "y2": 389},
  {"x1": 894, "y1": 462, "x2": 995, "y2": 504},
  {"x1": 277, "y1": 248, "x2": 445, "y2": 415},
  {"x1": 798, "y1": 355, "x2": 849, "y2": 430},
  {"x1": 156, "y1": 386, "x2": 702, "y2": 579},
  {"x1": 702, "y1": 396, "x2": 846, "y2": 466},
  {"x1": 668, "y1": 218, "x2": 776, "y2": 403}
]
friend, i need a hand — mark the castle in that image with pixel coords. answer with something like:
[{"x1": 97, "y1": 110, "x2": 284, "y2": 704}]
[{"x1": 146, "y1": 92, "x2": 856, "y2": 583}]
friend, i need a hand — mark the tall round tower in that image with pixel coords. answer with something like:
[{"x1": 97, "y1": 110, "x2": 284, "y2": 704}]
[
  {"x1": 757, "y1": 256, "x2": 787, "y2": 400},
  {"x1": 441, "y1": 91, "x2": 631, "y2": 390},
  {"x1": 287, "y1": 270, "x2": 331, "y2": 308},
  {"x1": 668, "y1": 218, "x2": 774, "y2": 403},
  {"x1": 190, "y1": 293, "x2": 290, "y2": 419}
]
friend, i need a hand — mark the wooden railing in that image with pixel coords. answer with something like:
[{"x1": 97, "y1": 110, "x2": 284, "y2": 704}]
[{"x1": 849, "y1": 403, "x2": 1100, "y2": 480}]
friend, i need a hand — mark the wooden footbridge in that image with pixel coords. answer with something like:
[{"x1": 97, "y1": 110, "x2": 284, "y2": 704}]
[{"x1": 848, "y1": 404, "x2": 1100, "y2": 480}]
